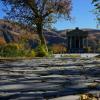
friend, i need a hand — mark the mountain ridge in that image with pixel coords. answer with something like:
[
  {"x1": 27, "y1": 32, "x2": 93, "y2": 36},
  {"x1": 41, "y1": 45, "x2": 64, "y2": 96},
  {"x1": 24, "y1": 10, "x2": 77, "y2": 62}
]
[{"x1": 0, "y1": 19, "x2": 100, "y2": 50}]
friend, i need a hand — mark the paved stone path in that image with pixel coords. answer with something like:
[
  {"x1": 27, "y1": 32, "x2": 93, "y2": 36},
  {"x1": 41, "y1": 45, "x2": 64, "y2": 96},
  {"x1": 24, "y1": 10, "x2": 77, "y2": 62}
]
[{"x1": 0, "y1": 58, "x2": 100, "y2": 100}]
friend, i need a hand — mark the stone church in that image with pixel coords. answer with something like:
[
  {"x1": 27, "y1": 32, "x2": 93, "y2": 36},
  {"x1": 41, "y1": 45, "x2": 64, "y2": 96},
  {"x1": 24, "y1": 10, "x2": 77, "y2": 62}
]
[{"x1": 66, "y1": 27, "x2": 89, "y2": 53}]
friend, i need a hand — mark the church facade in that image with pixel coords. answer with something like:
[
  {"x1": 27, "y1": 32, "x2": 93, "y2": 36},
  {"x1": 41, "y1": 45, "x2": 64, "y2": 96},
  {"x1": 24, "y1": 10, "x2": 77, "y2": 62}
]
[{"x1": 66, "y1": 27, "x2": 89, "y2": 53}]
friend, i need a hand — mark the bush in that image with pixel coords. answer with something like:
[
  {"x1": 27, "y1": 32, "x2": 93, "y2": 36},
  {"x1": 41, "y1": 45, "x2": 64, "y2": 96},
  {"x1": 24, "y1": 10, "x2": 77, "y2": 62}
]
[
  {"x1": 0, "y1": 43, "x2": 36, "y2": 57},
  {"x1": 51, "y1": 44, "x2": 67, "y2": 54},
  {"x1": 0, "y1": 43, "x2": 50, "y2": 57},
  {"x1": 35, "y1": 45, "x2": 48, "y2": 57},
  {"x1": 0, "y1": 43, "x2": 19, "y2": 57},
  {"x1": 0, "y1": 37, "x2": 6, "y2": 45},
  {"x1": 25, "y1": 50, "x2": 36, "y2": 57}
]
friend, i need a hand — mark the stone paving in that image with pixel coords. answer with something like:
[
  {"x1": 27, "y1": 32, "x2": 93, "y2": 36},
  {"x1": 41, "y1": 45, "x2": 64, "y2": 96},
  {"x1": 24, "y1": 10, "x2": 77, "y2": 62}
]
[{"x1": 0, "y1": 57, "x2": 100, "y2": 100}]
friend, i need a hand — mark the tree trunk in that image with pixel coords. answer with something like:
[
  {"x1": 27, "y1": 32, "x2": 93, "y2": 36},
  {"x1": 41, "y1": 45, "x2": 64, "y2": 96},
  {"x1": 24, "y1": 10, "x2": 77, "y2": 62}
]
[{"x1": 36, "y1": 23, "x2": 48, "y2": 52}]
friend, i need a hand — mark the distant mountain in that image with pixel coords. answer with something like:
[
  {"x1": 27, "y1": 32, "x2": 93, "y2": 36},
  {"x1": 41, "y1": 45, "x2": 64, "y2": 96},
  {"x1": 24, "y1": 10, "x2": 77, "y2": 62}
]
[{"x1": 0, "y1": 19, "x2": 100, "y2": 50}]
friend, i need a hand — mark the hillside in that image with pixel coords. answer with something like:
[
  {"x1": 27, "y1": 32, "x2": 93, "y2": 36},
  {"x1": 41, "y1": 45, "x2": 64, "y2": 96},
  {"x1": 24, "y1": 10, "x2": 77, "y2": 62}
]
[
  {"x1": 0, "y1": 19, "x2": 100, "y2": 50},
  {"x1": 0, "y1": 19, "x2": 66, "y2": 46}
]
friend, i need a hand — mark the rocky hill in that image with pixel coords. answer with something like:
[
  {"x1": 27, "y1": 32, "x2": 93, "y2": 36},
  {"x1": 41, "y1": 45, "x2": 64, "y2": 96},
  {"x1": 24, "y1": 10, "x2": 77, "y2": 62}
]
[
  {"x1": 0, "y1": 19, "x2": 66, "y2": 47},
  {"x1": 0, "y1": 19, "x2": 100, "y2": 49}
]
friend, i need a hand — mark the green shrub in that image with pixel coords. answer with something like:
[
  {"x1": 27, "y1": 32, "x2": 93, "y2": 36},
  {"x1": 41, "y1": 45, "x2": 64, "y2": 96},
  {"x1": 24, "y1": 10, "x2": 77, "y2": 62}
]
[
  {"x1": 25, "y1": 50, "x2": 36, "y2": 57},
  {"x1": 0, "y1": 43, "x2": 36, "y2": 57},
  {"x1": 0, "y1": 43, "x2": 50, "y2": 57},
  {"x1": 35, "y1": 45, "x2": 48, "y2": 57},
  {"x1": 0, "y1": 44, "x2": 19, "y2": 57},
  {"x1": 30, "y1": 50, "x2": 36, "y2": 57}
]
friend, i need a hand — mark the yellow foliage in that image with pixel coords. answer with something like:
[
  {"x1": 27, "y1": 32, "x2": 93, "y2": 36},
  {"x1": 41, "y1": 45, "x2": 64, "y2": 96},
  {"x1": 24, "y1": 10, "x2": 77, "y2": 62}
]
[
  {"x1": 51, "y1": 44, "x2": 67, "y2": 54},
  {"x1": 5, "y1": 43, "x2": 24, "y2": 50},
  {"x1": 0, "y1": 38, "x2": 6, "y2": 45}
]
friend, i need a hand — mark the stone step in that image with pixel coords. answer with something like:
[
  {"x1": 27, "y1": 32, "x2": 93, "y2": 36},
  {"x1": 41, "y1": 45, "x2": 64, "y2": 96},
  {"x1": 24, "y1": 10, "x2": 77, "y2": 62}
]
[
  {"x1": 0, "y1": 83, "x2": 62, "y2": 92},
  {"x1": 50, "y1": 95, "x2": 80, "y2": 100},
  {"x1": 0, "y1": 58, "x2": 99, "y2": 99}
]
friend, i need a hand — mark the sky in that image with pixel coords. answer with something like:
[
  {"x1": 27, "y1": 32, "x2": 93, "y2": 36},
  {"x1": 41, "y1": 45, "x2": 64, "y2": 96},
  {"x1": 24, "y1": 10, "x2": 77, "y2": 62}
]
[
  {"x1": 53, "y1": 0, "x2": 98, "y2": 30},
  {"x1": 0, "y1": 0, "x2": 98, "y2": 30}
]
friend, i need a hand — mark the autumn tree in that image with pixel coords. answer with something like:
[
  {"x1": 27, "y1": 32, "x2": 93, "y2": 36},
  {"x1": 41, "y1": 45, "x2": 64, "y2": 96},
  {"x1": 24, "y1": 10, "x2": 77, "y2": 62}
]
[
  {"x1": 92, "y1": 0, "x2": 100, "y2": 27},
  {"x1": 1, "y1": 0, "x2": 72, "y2": 53}
]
